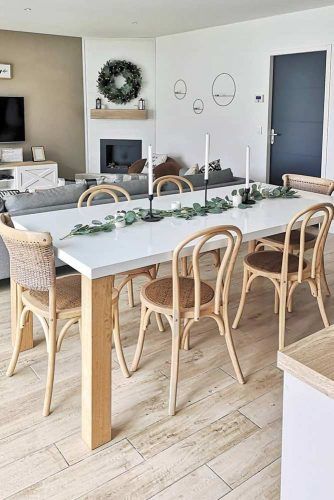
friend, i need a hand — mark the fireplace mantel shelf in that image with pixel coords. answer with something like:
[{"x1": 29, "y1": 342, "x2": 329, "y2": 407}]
[{"x1": 90, "y1": 109, "x2": 148, "y2": 120}]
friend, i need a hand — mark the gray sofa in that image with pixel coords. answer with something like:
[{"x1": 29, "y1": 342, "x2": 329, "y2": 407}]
[{"x1": 0, "y1": 168, "x2": 247, "y2": 279}]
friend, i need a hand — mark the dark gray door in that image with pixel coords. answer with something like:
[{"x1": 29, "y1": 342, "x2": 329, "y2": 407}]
[{"x1": 269, "y1": 51, "x2": 326, "y2": 185}]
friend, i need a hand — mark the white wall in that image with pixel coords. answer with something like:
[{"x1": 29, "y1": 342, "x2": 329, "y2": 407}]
[
  {"x1": 155, "y1": 6, "x2": 334, "y2": 182},
  {"x1": 83, "y1": 37, "x2": 156, "y2": 173}
]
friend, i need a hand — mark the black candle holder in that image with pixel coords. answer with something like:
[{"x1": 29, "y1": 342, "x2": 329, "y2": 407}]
[
  {"x1": 204, "y1": 179, "x2": 209, "y2": 206},
  {"x1": 242, "y1": 188, "x2": 256, "y2": 205},
  {"x1": 143, "y1": 194, "x2": 162, "y2": 222}
]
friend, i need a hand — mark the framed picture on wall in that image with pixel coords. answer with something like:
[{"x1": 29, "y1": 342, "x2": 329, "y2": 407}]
[
  {"x1": 31, "y1": 146, "x2": 46, "y2": 162},
  {"x1": 0, "y1": 64, "x2": 12, "y2": 79}
]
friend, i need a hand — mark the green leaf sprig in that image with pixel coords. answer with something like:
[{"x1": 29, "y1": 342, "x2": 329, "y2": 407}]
[{"x1": 61, "y1": 186, "x2": 299, "y2": 239}]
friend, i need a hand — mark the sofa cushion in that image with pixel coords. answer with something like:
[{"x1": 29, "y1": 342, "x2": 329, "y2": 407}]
[
  {"x1": 4, "y1": 184, "x2": 86, "y2": 214},
  {"x1": 97, "y1": 178, "x2": 148, "y2": 198},
  {"x1": 162, "y1": 168, "x2": 235, "y2": 191}
]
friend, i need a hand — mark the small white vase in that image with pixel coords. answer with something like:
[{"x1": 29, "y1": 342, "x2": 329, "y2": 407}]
[
  {"x1": 171, "y1": 201, "x2": 181, "y2": 210},
  {"x1": 232, "y1": 194, "x2": 242, "y2": 207},
  {"x1": 115, "y1": 219, "x2": 126, "y2": 228}
]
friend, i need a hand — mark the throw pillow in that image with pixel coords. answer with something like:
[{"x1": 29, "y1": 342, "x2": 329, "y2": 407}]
[
  {"x1": 142, "y1": 153, "x2": 168, "y2": 174},
  {"x1": 199, "y1": 159, "x2": 221, "y2": 173},
  {"x1": 184, "y1": 164, "x2": 199, "y2": 175}
]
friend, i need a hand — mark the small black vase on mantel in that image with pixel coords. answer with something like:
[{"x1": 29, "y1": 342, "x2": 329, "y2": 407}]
[{"x1": 96, "y1": 97, "x2": 102, "y2": 109}]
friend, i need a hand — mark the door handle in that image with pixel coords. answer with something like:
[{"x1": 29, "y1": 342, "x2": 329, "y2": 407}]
[{"x1": 270, "y1": 128, "x2": 279, "y2": 145}]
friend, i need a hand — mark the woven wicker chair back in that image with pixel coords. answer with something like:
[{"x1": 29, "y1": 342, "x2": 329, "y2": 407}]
[
  {"x1": 282, "y1": 174, "x2": 334, "y2": 196},
  {"x1": 0, "y1": 214, "x2": 55, "y2": 292}
]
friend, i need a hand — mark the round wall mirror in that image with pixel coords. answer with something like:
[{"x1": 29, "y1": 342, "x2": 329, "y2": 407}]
[
  {"x1": 212, "y1": 73, "x2": 236, "y2": 106},
  {"x1": 174, "y1": 79, "x2": 187, "y2": 99},
  {"x1": 193, "y1": 99, "x2": 204, "y2": 114}
]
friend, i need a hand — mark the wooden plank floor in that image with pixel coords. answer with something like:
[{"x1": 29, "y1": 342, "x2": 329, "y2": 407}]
[{"x1": 0, "y1": 237, "x2": 333, "y2": 499}]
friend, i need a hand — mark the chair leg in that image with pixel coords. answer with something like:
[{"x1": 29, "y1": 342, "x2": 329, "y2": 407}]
[
  {"x1": 214, "y1": 249, "x2": 221, "y2": 268},
  {"x1": 155, "y1": 313, "x2": 165, "y2": 332},
  {"x1": 169, "y1": 320, "x2": 181, "y2": 416},
  {"x1": 321, "y1": 255, "x2": 331, "y2": 297},
  {"x1": 278, "y1": 280, "x2": 288, "y2": 351},
  {"x1": 181, "y1": 257, "x2": 188, "y2": 277},
  {"x1": 6, "y1": 289, "x2": 25, "y2": 377},
  {"x1": 113, "y1": 302, "x2": 130, "y2": 378},
  {"x1": 223, "y1": 309, "x2": 244, "y2": 384},
  {"x1": 183, "y1": 319, "x2": 190, "y2": 351},
  {"x1": 232, "y1": 267, "x2": 249, "y2": 329},
  {"x1": 274, "y1": 288, "x2": 279, "y2": 314},
  {"x1": 6, "y1": 320, "x2": 24, "y2": 377},
  {"x1": 43, "y1": 319, "x2": 56, "y2": 416},
  {"x1": 131, "y1": 303, "x2": 148, "y2": 372},
  {"x1": 316, "y1": 276, "x2": 330, "y2": 328},
  {"x1": 127, "y1": 280, "x2": 134, "y2": 308}
]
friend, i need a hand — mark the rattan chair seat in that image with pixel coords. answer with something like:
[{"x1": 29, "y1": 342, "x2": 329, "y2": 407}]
[
  {"x1": 143, "y1": 277, "x2": 214, "y2": 310},
  {"x1": 27, "y1": 274, "x2": 82, "y2": 313},
  {"x1": 260, "y1": 229, "x2": 316, "y2": 248},
  {"x1": 245, "y1": 251, "x2": 307, "y2": 275}
]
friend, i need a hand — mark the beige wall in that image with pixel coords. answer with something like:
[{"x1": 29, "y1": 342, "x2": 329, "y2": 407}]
[{"x1": 0, "y1": 30, "x2": 85, "y2": 178}]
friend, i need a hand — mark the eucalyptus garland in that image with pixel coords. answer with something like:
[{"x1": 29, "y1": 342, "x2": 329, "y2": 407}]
[
  {"x1": 61, "y1": 185, "x2": 299, "y2": 239},
  {"x1": 97, "y1": 60, "x2": 142, "y2": 104}
]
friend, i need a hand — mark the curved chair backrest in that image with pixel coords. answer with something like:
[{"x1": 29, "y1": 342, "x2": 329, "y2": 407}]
[
  {"x1": 0, "y1": 213, "x2": 55, "y2": 292},
  {"x1": 283, "y1": 174, "x2": 334, "y2": 196},
  {"x1": 153, "y1": 175, "x2": 194, "y2": 197},
  {"x1": 172, "y1": 225, "x2": 242, "y2": 320},
  {"x1": 77, "y1": 184, "x2": 132, "y2": 208},
  {"x1": 282, "y1": 203, "x2": 334, "y2": 283}
]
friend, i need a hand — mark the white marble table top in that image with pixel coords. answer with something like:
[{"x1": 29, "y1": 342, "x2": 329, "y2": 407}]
[{"x1": 13, "y1": 184, "x2": 333, "y2": 279}]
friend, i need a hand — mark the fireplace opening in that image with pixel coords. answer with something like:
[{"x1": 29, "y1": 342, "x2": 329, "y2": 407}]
[{"x1": 100, "y1": 139, "x2": 142, "y2": 173}]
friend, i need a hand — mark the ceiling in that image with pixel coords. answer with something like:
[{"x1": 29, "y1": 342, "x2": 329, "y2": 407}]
[{"x1": 1, "y1": 0, "x2": 334, "y2": 38}]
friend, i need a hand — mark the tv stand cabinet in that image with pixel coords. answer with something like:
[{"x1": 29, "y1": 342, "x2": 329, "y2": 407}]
[{"x1": 0, "y1": 161, "x2": 58, "y2": 191}]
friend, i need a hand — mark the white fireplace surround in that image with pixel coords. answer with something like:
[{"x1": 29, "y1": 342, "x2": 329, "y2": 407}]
[{"x1": 83, "y1": 37, "x2": 156, "y2": 174}]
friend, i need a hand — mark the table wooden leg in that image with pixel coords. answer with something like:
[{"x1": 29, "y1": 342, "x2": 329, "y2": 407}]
[
  {"x1": 11, "y1": 279, "x2": 33, "y2": 351},
  {"x1": 81, "y1": 274, "x2": 114, "y2": 450}
]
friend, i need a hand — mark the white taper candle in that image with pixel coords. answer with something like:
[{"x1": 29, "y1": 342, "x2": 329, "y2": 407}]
[
  {"x1": 204, "y1": 133, "x2": 210, "y2": 181},
  {"x1": 148, "y1": 144, "x2": 153, "y2": 195},
  {"x1": 246, "y1": 146, "x2": 250, "y2": 189}
]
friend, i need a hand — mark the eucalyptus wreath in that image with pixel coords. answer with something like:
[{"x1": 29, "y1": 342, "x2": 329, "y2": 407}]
[{"x1": 97, "y1": 59, "x2": 142, "y2": 104}]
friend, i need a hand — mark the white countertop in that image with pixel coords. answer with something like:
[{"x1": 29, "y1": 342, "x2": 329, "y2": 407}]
[{"x1": 13, "y1": 184, "x2": 333, "y2": 279}]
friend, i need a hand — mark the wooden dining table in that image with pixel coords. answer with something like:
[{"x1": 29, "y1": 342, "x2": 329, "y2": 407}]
[{"x1": 12, "y1": 183, "x2": 333, "y2": 450}]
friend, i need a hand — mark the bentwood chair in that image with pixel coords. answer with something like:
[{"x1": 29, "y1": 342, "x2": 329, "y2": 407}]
[
  {"x1": 153, "y1": 175, "x2": 221, "y2": 274},
  {"x1": 256, "y1": 174, "x2": 334, "y2": 295},
  {"x1": 78, "y1": 184, "x2": 159, "y2": 309},
  {"x1": 131, "y1": 225, "x2": 245, "y2": 415},
  {"x1": 233, "y1": 203, "x2": 334, "y2": 350},
  {"x1": 1, "y1": 214, "x2": 130, "y2": 417}
]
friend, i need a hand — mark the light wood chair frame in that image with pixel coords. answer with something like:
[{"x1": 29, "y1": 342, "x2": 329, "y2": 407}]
[
  {"x1": 77, "y1": 184, "x2": 159, "y2": 309},
  {"x1": 153, "y1": 175, "x2": 194, "y2": 197},
  {"x1": 282, "y1": 173, "x2": 334, "y2": 196},
  {"x1": 131, "y1": 225, "x2": 245, "y2": 416},
  {"x1": 1, "y1": 214, "x2": 131, "y2": 417},
  {"x1": 77, "y1": 184, "x2": 132, "y2": 207},
  {"x1": 0, "y1": 214, "x2": 81, "y2": 416},
  {"x1": 233, "y1": 203, "x2": 334, "y2": 350},
  {"x1": 256, "y1": 174, "x2": 334, "y2": 296},
  {"x1": 154, "y1": 175, "x2": 221, "y2": 275}
]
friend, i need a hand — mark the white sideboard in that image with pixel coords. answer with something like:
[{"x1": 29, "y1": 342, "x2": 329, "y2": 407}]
[
  {"x1": 0, "y1": 161, "x2": 58, "y2": 191},
  {"x1": 277, "y1": 327, "x2": 334, "y2": 500}
]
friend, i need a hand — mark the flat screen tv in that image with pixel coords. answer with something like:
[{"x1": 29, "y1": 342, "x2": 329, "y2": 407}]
[{"x1": 0, "y1": 97, "x2": 25, "y2": 142}]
